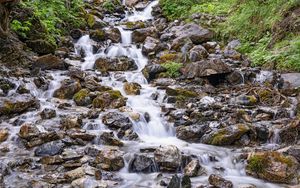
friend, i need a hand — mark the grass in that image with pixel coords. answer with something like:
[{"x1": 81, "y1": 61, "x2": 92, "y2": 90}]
[{"x1": 161, "y1": 61, "x2": 183, "y2": 78}]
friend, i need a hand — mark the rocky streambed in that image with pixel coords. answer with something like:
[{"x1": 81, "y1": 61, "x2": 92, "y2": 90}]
[{"x1": 0, "y1": 0, "x2": 300, "y2": 188}]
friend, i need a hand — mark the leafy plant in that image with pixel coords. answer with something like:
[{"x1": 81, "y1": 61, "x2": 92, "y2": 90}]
[
  {"x1": 162, "y1": 61, "x2": 183, "y2": 78},
  {"x1": 11, "y1": 20, "x2": 32, "y2": 38}
]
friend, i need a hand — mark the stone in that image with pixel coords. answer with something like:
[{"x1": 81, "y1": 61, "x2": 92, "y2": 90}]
[
  {"x1": 176, "y1": 124, "x2": 209, "y2": 142},
  {"x1": 182, "y1": 59, "x2": 232, "y2": 79},
  {"x1": 287, "y1": 145, "x2": 300, "y2": 162},
  {"x1": 73, "y1": 89, "x2": 92, "y2": 106},
  {"x1": 71, "y1": 177, "x2": 108, "y2": 188},
  {"x1": 40, "y1": 108, "x2": 56, "y2": 119},
  {"x1": 61, "y1": 115, "x2": 83, "y2": 129},
  {"x1": 278, "y1": 120, "x2": 300, "y2": 144},
  {"x1": 125, "y1": 0, "x2": 139, "y2": 7},
  {"x1": 34, "y1": 54, "x2": 67, "y2": 70},
  {"x1": 0, "y1": 78, "x2": 15, "y2": 94},
  {"x1": 95, "y1": 56, "x2": 138, "y2": 73},
  {"x1": 201, "y1": 124, "x2": 250, "y2": 146},
  {"x1": 123, "y1": 82, "x2": 142, "y2": 95},
  {"x1": 0, "y1": 94, "x2": 39, "y2": 116},
  {"x1": 132, "y1": 27, "x2": 158, "y2": 43},
  {"x1": 189, "y1": 45, "x2": 209, "y2": 62},
  {"x1": 102, "y1": 112, "x2": 133, "y2": 131},
  {"x1": 0, "y1": 128, "x2": 9, "y2": 142},
  {"x1": 95, "y1": 147, "x2": 125, "y2": 171},
  {"x1": 208, "y1": 174, "x2": 233, "y2": 188},
  {"x1": 26, "y1": 39, "x2": 56, "y2": 55},
  {"x1": 129, "y1": 154, "x2": 156, "y2": 173},
  {"x1": 67, "y1": 129, "x2": 96, "y2": 141},
  {"x1": 53, "y1": 79, "x2": 82, "y2": 99},
  {"x1": 167, "y1": 175, "x2": 191, "y2": 188},
  {"x1": 92, "y1": 90, "x2": 127, "y2": 109},
  {"x1": 154, "y1": 145, "x2": 182, "y2": 172},
  {"x1": 100, "y1": 132, "x2": 124, "y2": 146},
  {"x1": 226, "y1": 70, "x2": 244, "y2": 85},
  {"x1": 184, "y1": 159, "x2": 201, "y2": 177},
  {"x1": 142, "y1": 36, "x2": 160, "y2": 55},
  {"x1": 230, "y1": 95, "x2": 258, "y2": 106},
  {"x1": 70, "y1": 29, "x2": 83, "y2": 40},
  {"x1": 281, "y1": 73, "x2": 300, "y2": 88},
  {"x1": 34, "y1": 141, "x2": 65, "y2": 157},
  {"x1": 105, "y1": 27, "x2": 121, "y2": 43},
  {"x1": 142, "y1": 64, "x2": 166, "y2": 81},
  {"x1": 246, "y1": 152, "x2": 299, "y2": 184}
]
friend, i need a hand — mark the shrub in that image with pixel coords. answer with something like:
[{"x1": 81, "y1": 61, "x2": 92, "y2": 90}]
[{"x1": 161, "y1": 61, "x2": 183, "y2": 78}]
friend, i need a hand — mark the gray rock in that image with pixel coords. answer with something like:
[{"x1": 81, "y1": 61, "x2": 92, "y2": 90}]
[
  {"x1": 34, "y1": 141, "x2": 65, "y2": 157},
  {"x1": 208, "y1": 174, "x2": 233, "y2": 188},
  {"x1": 102, "y1": 112, "x2": 133, "y2": 131},
  {"x1": 154, "y1": 145, "x2": 182, "y2": 172},
  {"x1": 129, "y1": 153, "x2": 157, "y2": 173}
]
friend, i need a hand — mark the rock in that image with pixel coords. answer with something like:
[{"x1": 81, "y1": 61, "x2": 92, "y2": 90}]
[
  {"x1": 226, "y1": 70, "x2": 244, "y2": 85},
  {"x1": 92, "y1": 90, "x2": 127, "y2": 109},
  {"x1": 170, "y1": 23, "x2": 213, "y2": 44},
  {"x1": 61, "y1": 115, "x2": 83, "y2": 129},
  {"x1": 53, "y1": 79, "x2": 82, "y2": 99},
  {"x1": 95, "y1": 147, "x2": 125, "y2": 171},
  {"x1": 226, "y1": 40, "x2": 241, "y2": 50},
  {"x1": 102, "y1": 112, "x2": 133, "y2": 130},
  {"x1": 171, "y1": 37, "x2": 193, "y2": 52},
  {"x1": 19, "y1": 123, "x2": 41, "y2": 140},
  {"x1": 189, "y1": 45, "x2": 209, "y2": 62},
  {"x1": 166, "y1": 87, "x2": 198, "y2": 98},
  {"x1": 105, "y1": 27, "x2": 121, "y2": 43},
  {"x1": 154, "y1": 145, "x2": 182, "y2": 172},
  {"x1": 67, "y1": 129, "x2": 96, "y2": 141},
  {"x1": 238, "y1": 184, "x2": 256, "y2": 188},
  {"x1": 64, "y1": 166, "x2": 95, "y2": 181},
  {"x1": 40, "y1": 108, "x2": 56, "y2": 119},
  {"x1": 132, "y1": 27, "x2": 157, "y2": 43},
  {"x1": 142, "y1": 36, "x2": 160, "y2": 55},
  {"x1": 100, "y1": 132, "x2": 124, "y2": 146},
  {"x1": 281, "y1": 73, "x2": 300, "y2": 88},
  {"x1": 230, "y1": 95, "x2": 258, "y2": 106},
  {"x1": 142, "y1": 64, "x2": 166, "y2": 81},
  {"x1": 0, "y1": 129, "x2": 9, "y2": 142},
  {"x1": 184, "y1": 159, "x2": 201, "y2": 177},
  {"x1": 90, "y1": 29, "x2": 106, "y2": 42},
  {"x1": 16, "y1": 84, "x2": 30, "y2": 94},
  {"x1": 0, "y1": 78, "x2": 15, "y2": 94},
  {"x1": 176, "y1": 124, "x2": 209, "y2": 142},
  {"x1": 129, "y1": 154, "x2": 156, "y2": 173},
  {"x1": 246, "y1": 152, "x2": 299, "y2": 184},
  {"x1": 182, "y1": 59, "x2": 232, "y2": 79},
  {"x1": 26, "y1": 39, "x2": 56, "y2": 55},
  {"x1": 167, "y1": 175, "x2": 191, "y2": 188},
  {"x1": 71, "y1": 177, "x2": 108, "y2": 188},
  {"x1": 70, "y1": 29, "x2": 83, "y2": 40},
  {"x1": 125, "y1": 0, "x2": 139, "y2": 7},
  {"x1": 201, "y1": 124, "x2": 250, "y2": 146},
  {"x1": 181, "y1": 175, "x2": 192, "y2": 188},
  {"x1": 40, "y1": 155, "x2": 64, "y2": 165},
  {"x1": 95, "y1": 56, "x2": 138, "y2": 72},
  {"x1": 34, "y1": 54, "x2": 67, "y2": 70},
  {"x1": 208, "y1": 174, "x2": 233, "y2": 188},
  {"x1": 0, "y1": 94, "x2": 39, "y2": 116},
  {"x1": 34, "y1": 141, "x2": 65, "y2": 157},
  {"x1": 123, "y1": 82, "x2": 142, "y2": 95},
  {"x1": 73, "y1": 89, "x2": 92, "y2": 106},
  {"x1": 224, "y1": 49, "x2": 242, "y2": 60},
  {"x1": 278, "y1": 120, "x2": 300, "y2": 144},
  {"x1": 287, "y1": 145, "x2": 300, "y2": 162}
]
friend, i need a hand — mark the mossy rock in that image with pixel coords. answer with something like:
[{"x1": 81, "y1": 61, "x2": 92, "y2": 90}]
[
  {"x1": 92, "y1": 90, "x2": 126, "y2": 109},
  {"x1": 166, "y1": 87, "x2": 198, "y2": 98},
  {"x1": 123, "y1": 82, "x2": 142, "y2": 95},
  {"x1": 86, "y1": 14, "x2": 96, "y2": 28},
  {"x1": 90, "y1": 29, "x2": 106, "y2": 42},
  {"x1": 73, "y1": 89, "x2": 91, "y2": 106},
  {"x1": 124, "y1": 21, "x2": 145, "y2": 30},
  {"x1": 246, "y1": 152, "x2": 299, "y2": 184},
  {"x1": 159, "y1": 53, "x2": 178, "y2": 63}
]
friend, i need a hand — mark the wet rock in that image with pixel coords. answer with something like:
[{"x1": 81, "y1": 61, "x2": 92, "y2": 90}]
[
  {"x1": 34, "y1": 54, "x2": 67, "y2": 70},
  {"x1": 92, "y1": 90, "x2": 127, "y2": 109},
  {"x1": 16, "y1": 84, "x2": 30, "y2": 94},
  {"x1": 105, "y1": 27, "x2": 121, "y2": 43},
  {"x1": 19, "y1": 123, "x2": 41, "y2": 140},
  {"x1": 40, "y1": 108, "x2": 56, "y2": 119},
  {"x1": 61, "y1": 115, "x2": 83, "y2": 129},
  {"x1": 153, "y1": 78, "x2": 176, "y2": 87},
  {"x1": 125, "y1": 0, "x2": 139, "y2": 7},
  {"x1": 142, "y1": 64, "x2": 166, "y2": 81},
  {"x1": 278, "y1": 120, "x2": 300, "y2": 144},
  {"x1": 41, "y1": 155, "x2": 64, "y2": 165},
  {"x1": 182, "y1": 59, "x2": 232, "y2": 79},
  {"x1": 95, "y1": 56, "x2": 138, "y2": 72},
  {"x1": 230, "y1": 95, "x2": 258, "y2": 106},
  {"x1": 184, "y1": 159, "x2": 201, "y2": 177},
  {"x1": 71, "y1": 177, "x2": 108, "y2": 188},
  {"x1": 238, "y1": 184, "x2": 256, "y2": 188},
  {"x1": 287, "y1": 145, "x2": 300, "y2": 162},
  {"x1": 189, "y1": 45, "x2": 209, "y2": 62},
  {"x1": 123, "y1": 82, "x2": 142, "y2": 95},
  {"x1": 83, "y1": 75, "x2": 103, "y2": 91},
  {"x1": 142, "y1": 36, "x2": 160, "y2": 55},
  {"x1": 0, "y1": 128, "x2": 9, "y2": 142},
  {"x1": 95, "y1": 147, "x2": 125, "y2": 171},
  {"x1": 170, "y1": 23, "x2": 213, "y2": 44},
  {"x1": 70, "y1": 29, "x2": 83, "y2": 40},
  {"x1": 176, "y1": 124, "x2": 209, "y2": 142},
  {"x1": 26, "y1": 39, "x2": 56, "y2": 55},
  {"x1": 132, "y1": 27, "x2": 158, "y2": 43},
  {"x1": 226, "y1": 70, "x2": 244, "y2": 85},
  {"x1": 53, "y1": 79, "x2": 82, "y2": 99},
  {"x1": 34, "y1": 141, "x2": 65, "y2": 157},
  {"x1": 67, "y1": 129, "x2": 96, "y2": 141},
  {"x1": 100, "y1": 132, "x2": 124, "y2": 146},
  {"x1": 246, "y1": 152, "x2": 299, "y2": 184},
  {"x1": 64, "y1": 166, "x2": 96, "y2": 181},
  {"x1": 208, "y1": 174, "x2": 233, "y2": 188},
  {"x1": 117, "y1": 129, "x2": 139, "y2": 141},
  {"x1": 201, "y1": 124, "x2": 250, "y2": 146},
  {"x1": 167, "y1": 175, "x2": 191, "y2": 188},
  {"x1": 171, "y1": 37, "x2": 193, "y2": 52},
  {"x1": 102, "y1": 112, "x2": 133, "y2": 130},
  {"x1": 154, "y1": 145, "x2": 182, "y2": 172},
  {"x1": 73, "y1": 89, "x2": 92, "y2": 106},
  {"x1": 0, "y1": 78, "x2": 16, "y2": 95},
  {"x1": 0, "y1": 94, "x2": 39, "y2": 116},
  {"x1": 281, "y1": 73, "x2": 300, "y2": 88},
  {"x1": 129, "y1": 153, "x2": 156, "y2": 173},
  {"x1": 90, "y1": 29, "x2": 106, "y2": 42}
]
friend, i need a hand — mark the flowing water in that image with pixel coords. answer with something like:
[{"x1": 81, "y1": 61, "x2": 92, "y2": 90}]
[{"x1": 0, "y1": 1, "x2": 283, "y2": 188}]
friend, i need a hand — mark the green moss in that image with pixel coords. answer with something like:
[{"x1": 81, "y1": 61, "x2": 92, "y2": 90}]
[
  {"x1": 210, "y1": 129, "x2": 229, "y2": 145},
  {"x1": 166, "y1": 88, "x2": 198, "y2": 98},
  {"x1": 86, "y1": 14, "x2": 96, "y2": 28},
  {"x1": 125, "y1": 21, "x2": 145, "y2": 29},
  {"x1": 92, "y1": 96, "x2": 105, "y2": 109},
  {"x1": 106, "y1": 90, "x2": 123, "y2": 99},
  {"x1": 271, "y1": 152, "x2": 294, "y2": 167},
  {"x1": 246, "y1": 95, "x2": 258, "y2": 105},
  {"x1": 160, "y1": 53, "x2": 178, "y2": 63},
  {"x1": 73, "y1": 89, "x2": 89, "y2": 100},
  {"x1": 161, "y1": 61, "x2": 183, "y2": 78},
  {"x1": 247, "y1": 154, "x2": 269, "y2": 173}
]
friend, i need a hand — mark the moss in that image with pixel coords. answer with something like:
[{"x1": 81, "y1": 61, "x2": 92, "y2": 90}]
[
  {"x1": 247, "y1": 154, "x2": 269, "y2": 173},
  {"x1": 92, "y1": 96, "x2": 105, "y2": 109},
  {"x1": 107, "y1": 90, "x2": 123, "y2": 99},
  {"x1": 166, "y1": 88, "x2": 198, "y2": 98},
  {"x1": 246, "y1": 95, "x2": 258, "y2": 105},
  {"x1": 270, "y1": 152, "x2": 294, "y2": 167},
  {"x1": 160, "y1": 53, "x2": 178, "y2": 63},
  {"x1": 73, "y1": 89, "x2": 89, "y2": 101},
  {"x1": 210, "y1": 129, "x2": 229, "y2": 145},
  {"x1": 161, "y1": 61, "x2": 183, "y2": 78},
  {"x1": 125, "y1": 21, "x2": 145, "y2": 29},
  {"x1": 86, "y1": 14, "x2": 95, "y2": 28},
  {"x1": 257, "y1": 89, "x2": 272, "y2": 102},
  {"x1": 90, "y1": 29, "x2": 106, "y2": 41}
]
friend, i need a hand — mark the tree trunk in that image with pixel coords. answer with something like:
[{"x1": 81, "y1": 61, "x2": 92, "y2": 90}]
[{"x1": 0, "y1": 0, "x2": 20, "y2": 39}]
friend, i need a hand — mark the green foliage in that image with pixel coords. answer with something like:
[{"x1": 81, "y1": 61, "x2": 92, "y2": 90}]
[
  {"x1": 11, "y1": 20, "x2": 32, "y2": 38},
  {"x1": 161, "y1": 61, "x2": 183, "y2": 78},
  {"x1": 103, "y1": 0, "x2": 115, "y2": 13},
  {"x1": 247, "y1": 154, "x2": 269, "y2": 173},
  {"x1": 190, "y1": 0, "x2": 234, "y2": 16}
]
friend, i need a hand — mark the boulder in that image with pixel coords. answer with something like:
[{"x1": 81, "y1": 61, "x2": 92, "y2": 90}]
[
  {"x1": 201, "y1": 124, "x2": 250, "y2": 146},
  {"x1": 105, "y1": 27, "x2": 121, "y2": 43},
  {"x1": 142, "y1": 36, "x2": 160, "y2": 55},
  {"x1": 70, "y1": 29, "x2": 83, "y2": 40},
  {"x1": 182, "y1": 59, "x2": 232, "y2": 79},
  {"x1": 100, "y1": 132, "x2": 124, "y2": 146},
  {"x1": 102, "y1": 112, "x2": 133, "y2": 130},
  {"x1": 184, "y1": 159, "x2": 201, "y2": 177},
  {"x1": 0, "y1": 94, "x2": 39, "y2": 116},
  {"x1": 246, "y1": 152, "x2": 299, "y2": 184},
  {"x1": 176, "y1": 124, "x2": 209, "y2": 142},
  {"x1": 61, "y1": 115, "x2": 83, "y2": 129},
  {"x1": 34, "y1": 54, "x2": 67, "y2": 70},
  {"x1": 40, "y1": 108, "x2": 56, "y2": 119},
  {"x1": 26, "y1": 39, "x2": 56, "y2": 55},
  {"x1": 73, "y1": 89, "x2": 92, "y2": 106},
  {"x1": 123, "y1": 82, "x2": 142, "y2": 95},
  {"x1": 92, "y1": 90, "x2": 127, "y2": 109},
  {"x1": 94, "y1": 56, "x2": 138, "y2": 72},
  {"x1": 95, "y1": 147, "x2": 125, "y2": 171},
  {"x1": 53, "y1": 79, "x2": 82, "y2": 99},
  {"x1": 287, "y1": 145, "x2": 300, "y2": 162},
  {"x1": 90, "y1": 29, "x2": 106, "y2": 42},
  {"x1": 154, "y1": 145, "x2": 182, "y2": 172},
  {"x1": 208, "y1": 174, "x2": 233, "y2": 188},
  {"x1": 0, "y1": 128, "x2": 9, "y2": 142},
  {"x1": 189, "y1": 45, "x2": 209, "y2": 62},
  {"x1": 34, "y1": 141, "x2": 65, "y2": 157},
  {"x1": 142, "y1": 64, "x2": 166, "y2": 81},
  {"x1": 281, "y1": 73, "x2": 300, "y2": 88},
  {"x1": 129, "y1": 153, "x2": 156, "y2": 173},
  {"x1": 132, "y1": 27, "x2": 158, "y2": 43}
]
